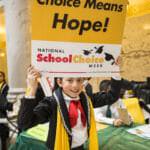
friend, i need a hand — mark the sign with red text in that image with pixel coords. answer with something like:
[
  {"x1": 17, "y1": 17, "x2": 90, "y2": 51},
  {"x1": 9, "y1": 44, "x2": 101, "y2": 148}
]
[{"x1": 31, "y1": 0, "x2": 128, "y2": 77}]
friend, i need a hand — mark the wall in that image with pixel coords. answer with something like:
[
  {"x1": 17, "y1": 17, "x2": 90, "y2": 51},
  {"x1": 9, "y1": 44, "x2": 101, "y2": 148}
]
[
  {"x1": 121, "y1": 14, "x2": 150, "y2": 80},
  {"x1": 91, "y1": 13, "x2": 150, "y2": 92},
  {"x1": 0, "y1": 8, "x2": 7, "y2": 79}
]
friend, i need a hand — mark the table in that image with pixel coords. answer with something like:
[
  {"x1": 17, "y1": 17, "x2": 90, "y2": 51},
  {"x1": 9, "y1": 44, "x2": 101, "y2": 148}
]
[{"x1": 9, "y1": 124, "x2": 150, "y2": 150}]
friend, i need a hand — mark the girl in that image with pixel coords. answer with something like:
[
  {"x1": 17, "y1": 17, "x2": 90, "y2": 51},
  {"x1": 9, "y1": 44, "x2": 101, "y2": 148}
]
[
  {"x1": 0, "y1": 71, "x2": 9, "y2": 98},
  {"x1": 18, "y1": 66, "x2": 122, "y2": 150},
  {"x1": 0, "y1": 71, "x2": 9, "y2": 150}
]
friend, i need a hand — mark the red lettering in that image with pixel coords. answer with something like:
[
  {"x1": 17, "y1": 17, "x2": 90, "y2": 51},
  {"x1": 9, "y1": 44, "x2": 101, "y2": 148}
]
[
  {"x1": 63, "y1": 57, "x2": 68, "y2": 62},
  {"x1": 55, "y1": 57, "x2": 61, "y2": 62},
  {"x1": 69, "y1": 55, "x2": 72, "y2": 62},
  {"x1": 48, "y1": 54, "x2": 55, "y2": 62},
  {"x1": 44, "y1": 56, "x2": 48, "y2": 62},
  {"x1": 36, "y1": 53, "x2": 72, "y2": 63},
  {"x1": 37, "y1": 53, "x2": 42, "y2": 61}
]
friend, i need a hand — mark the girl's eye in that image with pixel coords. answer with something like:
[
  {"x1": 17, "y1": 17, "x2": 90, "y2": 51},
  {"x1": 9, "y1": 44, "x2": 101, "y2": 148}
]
[
  {"x1": 67, "y1": 79, "x2": 73, "y2": 83},
  {"x1": 77, "y1": 79, "x2": 84, "y2": 83},
  {"x1": 65, "y1": 78, "x2": 83, "y2": 83}
]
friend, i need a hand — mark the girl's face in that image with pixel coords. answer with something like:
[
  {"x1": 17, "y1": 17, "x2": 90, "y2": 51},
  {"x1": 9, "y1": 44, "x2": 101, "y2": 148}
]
[{"x1": 57, "y1": 78, "x2": 84, "y2": 98}]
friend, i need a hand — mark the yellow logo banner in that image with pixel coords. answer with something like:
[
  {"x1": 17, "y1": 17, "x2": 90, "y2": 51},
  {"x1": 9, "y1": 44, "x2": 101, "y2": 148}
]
[
  {"x1": 31, "y1": 0, "x2": 128, "y2": 77},
  {"x1": 32, "y1": 0, "x2": 128, "y2": 44}
]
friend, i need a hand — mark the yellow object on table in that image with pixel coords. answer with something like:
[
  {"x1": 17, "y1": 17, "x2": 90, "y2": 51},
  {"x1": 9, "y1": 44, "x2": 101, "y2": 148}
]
[{"x1": 123, "y1": 98, "x2": 145, "y2": 124}]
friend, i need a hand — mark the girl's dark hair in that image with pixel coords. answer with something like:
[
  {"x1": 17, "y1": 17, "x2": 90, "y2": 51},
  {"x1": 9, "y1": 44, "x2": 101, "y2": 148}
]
[
  {"x1": 53, "y1": 77, "x2": 62, "y2": 91},
  {"x1": 0, "y1": 71, "x2": 6, "y2": 82}
]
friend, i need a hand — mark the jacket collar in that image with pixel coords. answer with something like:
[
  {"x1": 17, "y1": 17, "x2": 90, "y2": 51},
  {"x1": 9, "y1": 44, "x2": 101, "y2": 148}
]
[
  {"x1": 53, "y1": 88, "x2": 72, "y2": 135},
  {"x1": 53, "y1": 88, "x2": 90, "y2": 135}
]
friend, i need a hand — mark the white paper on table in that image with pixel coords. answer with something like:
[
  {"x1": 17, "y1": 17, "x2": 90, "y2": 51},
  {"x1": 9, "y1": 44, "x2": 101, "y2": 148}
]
[{"x1": 127, "y1": 124, "x2": 150, "y2": 139}]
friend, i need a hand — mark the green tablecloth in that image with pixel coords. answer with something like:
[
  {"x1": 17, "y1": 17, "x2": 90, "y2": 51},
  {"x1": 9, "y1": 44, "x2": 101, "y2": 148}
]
[
  {"x1": 97, "y1": 125, "x2": 150, "y2": 150},
  {"x1": 9, "y1": 125, "x2": 150, "y2": 150}
]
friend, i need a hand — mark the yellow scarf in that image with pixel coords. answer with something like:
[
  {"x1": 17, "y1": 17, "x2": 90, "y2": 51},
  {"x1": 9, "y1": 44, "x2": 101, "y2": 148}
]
[{"x1": 54, "y1": 98, "x2": 99, "y2": 150}]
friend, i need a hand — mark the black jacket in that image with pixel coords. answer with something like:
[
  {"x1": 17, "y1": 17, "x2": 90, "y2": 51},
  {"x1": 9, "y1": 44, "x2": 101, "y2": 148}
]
[
  {"x1": 0, "y1": 82, "x2": 9, "y2": 98},
  {"x1": 18, "y1": 78, "x2": 122, "y2": 149},
  {"x1": 0, "y1": 82, "x2": 9, "y2": 138},
  {"x1": 121, "y1": 79, "x2": 150, "y2": 104},
  {"x1": 0, "y1": 82, "x2": 12, "y2": 117},
  {"x1": 0, "y1": 82, "x2": 9, "y2": 117}
]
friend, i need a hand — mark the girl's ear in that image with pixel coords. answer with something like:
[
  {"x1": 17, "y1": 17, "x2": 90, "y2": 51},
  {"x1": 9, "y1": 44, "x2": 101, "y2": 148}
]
[{"x1": 56, "y1": 78, "x2": 62, "y2": 87}]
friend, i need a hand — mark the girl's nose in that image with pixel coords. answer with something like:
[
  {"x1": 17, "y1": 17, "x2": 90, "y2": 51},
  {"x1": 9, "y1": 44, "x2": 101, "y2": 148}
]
[{"x1": 72, "y1": 81, "x2": 80, "y2": 88}]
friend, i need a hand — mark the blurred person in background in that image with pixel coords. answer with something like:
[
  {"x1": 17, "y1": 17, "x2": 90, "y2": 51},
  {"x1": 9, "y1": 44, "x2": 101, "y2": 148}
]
[
  {"x1": 85, "y1": 78, "x2": 150, "y2": 125},
  {"x1": 0, "y1": 71, "x2": 9, "y2": 98},
  {"x1": 86, "y1": 79, "x2": 125, "y2": 126},
  {"x1": 0, "y1": 71, "x2": 10, "y2": 150}
]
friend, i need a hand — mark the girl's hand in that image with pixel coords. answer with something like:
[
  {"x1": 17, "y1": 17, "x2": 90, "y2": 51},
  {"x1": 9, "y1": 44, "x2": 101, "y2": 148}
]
[
  {"x1": 26, "y1": 66, "x2": 41, "y2": 96},
  {"x1": 113, "y1": 119, "x2": 123, "y2": 127},
  {"x1": 115, "y1": 56, "x2": 122, "y2": 66}
]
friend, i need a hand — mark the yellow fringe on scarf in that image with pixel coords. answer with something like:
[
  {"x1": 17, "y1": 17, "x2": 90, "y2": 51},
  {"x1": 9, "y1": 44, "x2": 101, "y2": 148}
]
[
  {"x1": 54, "y1": 109, "x2": 70, "y2": 150},
  {"x1": 54, "y1": 98, "x2": 99, "y2": 150},
  {"x1": 88, "y1": 100, "x2": 99, "y2": 150}
]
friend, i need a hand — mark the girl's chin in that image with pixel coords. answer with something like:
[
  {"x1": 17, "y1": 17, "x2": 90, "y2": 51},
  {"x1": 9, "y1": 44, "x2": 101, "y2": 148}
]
[
  {"x1": 69, "y1": 95, "x2": 79, "y2": 98},
  {"x1": 64, "y1": 91, "x2": 80, "y2": 98},
  {"x1": 68, "y1": 93, "x2": 79, "y2": 98}
]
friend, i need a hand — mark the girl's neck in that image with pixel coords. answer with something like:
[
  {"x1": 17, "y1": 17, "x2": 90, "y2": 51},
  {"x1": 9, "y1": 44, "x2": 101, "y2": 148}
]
[{"x1": 62, "y1": 91, "x2": 79, "y2": 100}]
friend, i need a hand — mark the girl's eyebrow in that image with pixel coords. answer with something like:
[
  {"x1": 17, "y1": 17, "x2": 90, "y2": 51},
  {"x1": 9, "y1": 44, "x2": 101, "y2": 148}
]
[{"x1": 65, "y1": 78, "x2": 73, "y2": 80}]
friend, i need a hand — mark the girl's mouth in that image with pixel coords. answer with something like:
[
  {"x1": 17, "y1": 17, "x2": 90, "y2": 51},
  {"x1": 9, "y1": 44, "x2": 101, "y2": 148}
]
[{"x1": 70, "y1": 90, "x2": 79, "y2": 93}]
